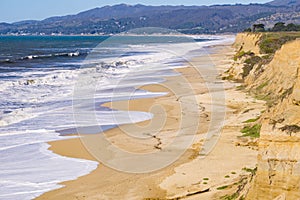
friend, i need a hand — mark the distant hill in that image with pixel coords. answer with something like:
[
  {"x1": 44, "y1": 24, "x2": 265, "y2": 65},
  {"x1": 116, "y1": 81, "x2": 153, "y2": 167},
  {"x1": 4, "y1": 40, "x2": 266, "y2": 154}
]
[
  {"x1": 1, "y1": 1, "x2": 300, "y2": 35},
  {"x1": 267, "y1": 0, "x2": 300, "y2": 7},
  {"x1": 255, "y1": 12, "x2": 300, "y2": 28}
]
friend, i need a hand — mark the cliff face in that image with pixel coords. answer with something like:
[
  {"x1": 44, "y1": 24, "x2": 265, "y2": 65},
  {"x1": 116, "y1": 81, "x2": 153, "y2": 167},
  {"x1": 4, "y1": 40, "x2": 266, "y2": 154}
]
[
  {"x1": 248, "y1": 39, "x2": 300, "y2": 98},
  {"x1": 225, "y1": 33, "x2": 262, "y2": 81},
  {"x1": 230, "y1": 33, "x2": 300, "y2": 200},
  {"x1": 233, "y1": 33, "x2": 262, "y2": 55}
]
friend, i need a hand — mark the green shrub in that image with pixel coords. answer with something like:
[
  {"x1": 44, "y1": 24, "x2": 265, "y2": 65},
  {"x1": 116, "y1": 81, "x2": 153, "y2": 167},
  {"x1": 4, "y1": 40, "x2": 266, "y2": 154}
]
[
  {"x1": 242, "y1": 56, "x2": 262, "y2": 78},
  {"x1": 256, "y1": 81, "x2": 269, "y2": 91},
  {"x1": 234, "y1": 51, "x2": 253, "y2": 61},
  {"x1": 236, "y1": 85, "x2": 246, "y2": 90},
  {"x1": 217, "y1": 185, "x2": 229, "y2": 190},
  {"x1": 221, "y1": 193, "x2": 239, "y2": 200},
  {"x1": 243, "y1": 117, "x2": 260, "y2": 123},
  {"x1": 242, "y1": 167, "x2": 257, "y2": 175},
  {"x1": 240, "y1": 124, "x2": 261, "y2": 138}
]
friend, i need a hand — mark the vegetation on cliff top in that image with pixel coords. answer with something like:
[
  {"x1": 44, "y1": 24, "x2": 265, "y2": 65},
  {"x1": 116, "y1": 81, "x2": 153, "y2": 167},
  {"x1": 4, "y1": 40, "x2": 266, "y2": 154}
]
[
  {"x1": 232, "y1": 31, "x2": 300, "y2": 81},
  {"x1": 244, "y1": 22, "x2": 300, "y2": 33},
  {"x1": 259, "y1": 32, "x2": 300, "y2": 54}
]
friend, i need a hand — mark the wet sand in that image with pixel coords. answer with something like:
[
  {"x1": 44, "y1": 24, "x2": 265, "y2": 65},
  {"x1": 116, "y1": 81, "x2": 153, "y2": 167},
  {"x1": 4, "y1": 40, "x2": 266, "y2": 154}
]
[{"x1": 37, "y1": 42, "x2": 263, "y2": 199}]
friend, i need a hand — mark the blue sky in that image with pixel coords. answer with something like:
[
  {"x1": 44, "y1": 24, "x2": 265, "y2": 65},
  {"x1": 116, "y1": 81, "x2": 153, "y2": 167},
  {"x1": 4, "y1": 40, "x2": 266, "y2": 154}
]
[{"x1": 1, "y1": 0, "x2": 271, "y2": 23}]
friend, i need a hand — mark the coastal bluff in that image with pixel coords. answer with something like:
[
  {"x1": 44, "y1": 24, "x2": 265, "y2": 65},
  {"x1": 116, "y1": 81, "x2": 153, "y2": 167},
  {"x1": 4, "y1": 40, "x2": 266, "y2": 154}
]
[{"x1": 226, "y1": 33, "x2": 300, "y2": 200}]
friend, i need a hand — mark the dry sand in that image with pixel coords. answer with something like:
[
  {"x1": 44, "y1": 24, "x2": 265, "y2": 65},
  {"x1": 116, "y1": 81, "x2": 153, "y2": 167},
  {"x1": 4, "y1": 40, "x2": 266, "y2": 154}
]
[{"x1": 36, "y1": 43, "x2": 265, "y2": 199}]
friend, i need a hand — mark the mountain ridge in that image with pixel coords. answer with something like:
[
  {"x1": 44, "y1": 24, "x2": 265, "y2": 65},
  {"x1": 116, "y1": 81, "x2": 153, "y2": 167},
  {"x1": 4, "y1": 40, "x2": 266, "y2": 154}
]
[
  {"x1": 267, "y1": 0, "x2": 300, "y2": 7},
  {"x1": 1, "y1": 1, "x2": 300, "y2": 35}
]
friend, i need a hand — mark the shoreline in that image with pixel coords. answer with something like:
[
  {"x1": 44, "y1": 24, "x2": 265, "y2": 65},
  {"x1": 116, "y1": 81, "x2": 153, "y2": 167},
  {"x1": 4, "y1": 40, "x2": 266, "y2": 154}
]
[
  {"x1": 37, "y1": 40, "x2": 265, "y2": 199},
  {"x1": 0, "y1": 33, "x2": 235, "y2": 37},
  {"x1": 37, "y1": 68, "x2": 204, "y2": 199},
  {"x1": 38, "y1": 64, "x2": 208, "y2": 199}
]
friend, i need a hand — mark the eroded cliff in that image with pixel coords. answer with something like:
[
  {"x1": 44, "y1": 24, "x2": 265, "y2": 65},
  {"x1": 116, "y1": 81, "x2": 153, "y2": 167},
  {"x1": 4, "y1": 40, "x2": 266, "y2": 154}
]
[{"x1": 227, "y1": 33, "x2": 300, "y2": 200}]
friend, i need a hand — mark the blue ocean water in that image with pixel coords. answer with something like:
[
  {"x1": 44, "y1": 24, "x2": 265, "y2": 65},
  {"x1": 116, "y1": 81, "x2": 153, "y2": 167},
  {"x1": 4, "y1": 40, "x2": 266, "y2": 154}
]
[{"x1": 0, "y1": 34, "x2": 229, "y2": 199}]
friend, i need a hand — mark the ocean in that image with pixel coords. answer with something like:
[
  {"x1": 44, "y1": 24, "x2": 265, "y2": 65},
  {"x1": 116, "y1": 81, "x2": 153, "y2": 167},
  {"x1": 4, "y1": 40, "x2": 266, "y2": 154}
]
[{"x1": 0, "y1": 34, "x2": 232, "y2": 199}]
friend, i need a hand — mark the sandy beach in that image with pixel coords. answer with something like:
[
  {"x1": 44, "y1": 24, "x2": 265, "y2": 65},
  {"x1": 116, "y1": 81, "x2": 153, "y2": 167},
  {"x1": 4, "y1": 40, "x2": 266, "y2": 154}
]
[{"x1": 36, "y1": 41, "x2": 266, "y2": 200}]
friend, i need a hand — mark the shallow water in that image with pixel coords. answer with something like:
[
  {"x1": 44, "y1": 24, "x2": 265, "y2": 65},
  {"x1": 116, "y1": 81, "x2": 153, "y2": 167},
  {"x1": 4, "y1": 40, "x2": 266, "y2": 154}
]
[{"x1": 0, "y1": 34, "x2": 233, "y2": 199}]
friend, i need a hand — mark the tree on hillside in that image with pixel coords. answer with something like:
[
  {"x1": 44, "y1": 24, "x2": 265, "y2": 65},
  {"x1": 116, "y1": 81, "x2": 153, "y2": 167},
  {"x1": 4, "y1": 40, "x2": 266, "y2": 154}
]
[
  {"x1": 272, "y1": 22, "x2": 286, "y2": 31},
  {"x1": 286, "y1": 23, "x2": 300, "y2": 31},
  {"x1": 245, "y1": 22, "x2": 300, "y2": 33},
  {"x1": 243, "y1": 28, "x2": 252, "y2": 32},
  {"x1": 253, "y1": 24, "x2": 265, "y2": 32}
]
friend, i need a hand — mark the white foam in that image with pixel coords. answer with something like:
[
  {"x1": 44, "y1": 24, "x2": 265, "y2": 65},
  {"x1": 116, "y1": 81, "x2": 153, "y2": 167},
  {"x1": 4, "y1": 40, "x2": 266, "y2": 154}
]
[{"x1": 0, "y1": 130, "x2": 97, "y2": 200}]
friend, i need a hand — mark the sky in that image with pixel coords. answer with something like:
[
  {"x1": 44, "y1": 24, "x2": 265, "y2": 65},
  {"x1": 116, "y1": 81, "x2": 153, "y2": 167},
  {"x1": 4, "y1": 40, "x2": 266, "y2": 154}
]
[{"x1": 1, "y1": 0, "x2": 271, "y2": 23}]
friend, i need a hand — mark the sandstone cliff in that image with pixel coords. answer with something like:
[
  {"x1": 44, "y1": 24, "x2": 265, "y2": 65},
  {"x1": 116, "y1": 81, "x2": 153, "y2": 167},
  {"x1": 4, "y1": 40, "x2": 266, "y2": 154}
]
[
  {"x1": 233, "y1": 33, "x2": 262, "y2": 55},
  {"x1": 225, "y1": 33, "x2": 262, "y2": 81},
  {"x1": 229, "y1": 33, "x2": 300, "y2": 200}
]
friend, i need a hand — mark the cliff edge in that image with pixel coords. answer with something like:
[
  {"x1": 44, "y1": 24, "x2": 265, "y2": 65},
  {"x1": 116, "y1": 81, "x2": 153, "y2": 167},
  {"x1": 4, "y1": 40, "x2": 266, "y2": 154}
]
[{"x1": 226, "y1": 32, "x2": 300, "y2": 200}]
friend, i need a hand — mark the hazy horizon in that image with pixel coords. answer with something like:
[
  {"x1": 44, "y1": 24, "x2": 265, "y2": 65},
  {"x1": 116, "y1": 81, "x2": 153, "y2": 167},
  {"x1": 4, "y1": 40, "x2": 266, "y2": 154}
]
[{"x1": 1, "y1": 0, "x2": 271, "y2": 23}]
